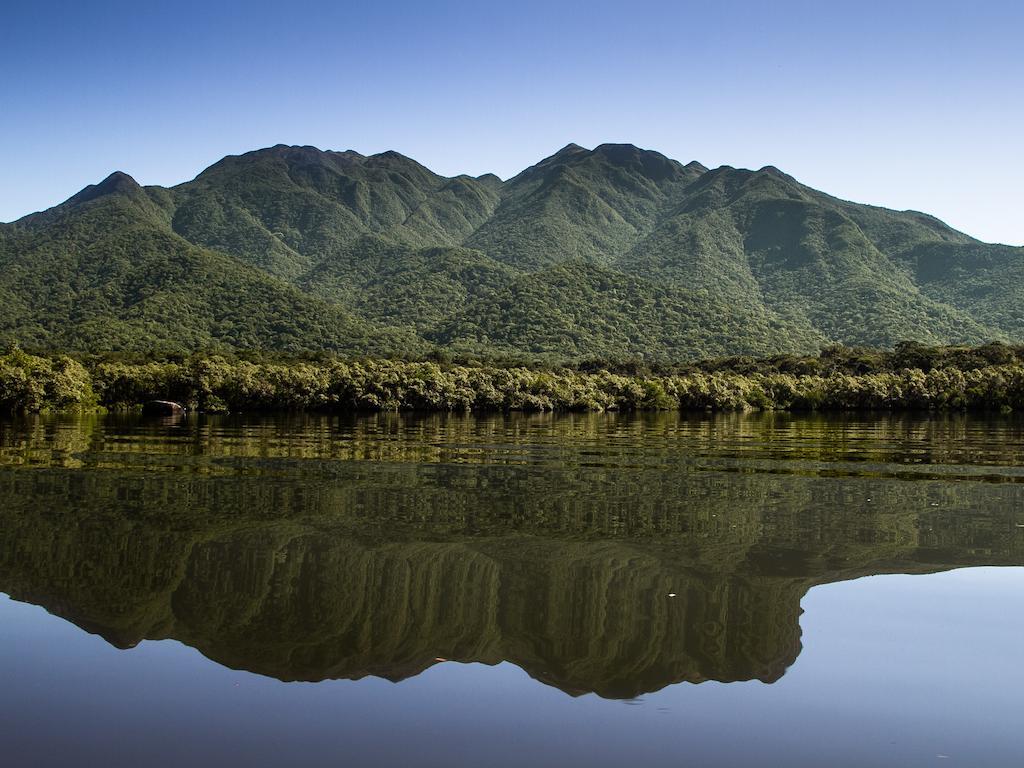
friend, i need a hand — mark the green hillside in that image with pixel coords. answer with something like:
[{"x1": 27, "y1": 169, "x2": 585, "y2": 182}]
[
  {"x1": 0, "y1": 174, "x2": 422, "y2": 356},
  {"x1": 2, "y1": 142, "x2": 1021, "y2": 359}
]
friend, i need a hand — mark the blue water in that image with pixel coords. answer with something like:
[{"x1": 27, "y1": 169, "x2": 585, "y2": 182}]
[
  {"x1": 2, "y1": 569, "x2": 1021, "y2": 767},
  {"x1": 0, "y1": 413, "x2": 1022, "y2": 766}
]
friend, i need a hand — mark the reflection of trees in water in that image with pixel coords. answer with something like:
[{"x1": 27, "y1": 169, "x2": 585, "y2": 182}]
[
  {"x1": 0, "y1": 522, "x2": 811, "y2": 697},
  {"x1": 3, "y1": 411, "x2": 1024, "y2": 475},
  {"x1": 0, "y1": 414, "x2": 1021, "y2": 698},
  {"x1": 171, "y1": 535, "x2": 803, "y2": 697},
  {"x1": 1, "y1": 482, "x2": 1019, "y2": 697}
]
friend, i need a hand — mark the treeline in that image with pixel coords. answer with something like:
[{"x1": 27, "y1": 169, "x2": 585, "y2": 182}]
[
  {"x1": 2, "y1": 345, "x2": 1024, "y2": 414},
  {"x1": 575, "y1": 341, "x2": 1024, "y2": 377}
]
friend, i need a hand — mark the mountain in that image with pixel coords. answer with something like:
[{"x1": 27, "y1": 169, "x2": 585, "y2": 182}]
[
  {"x1": 2, "y1": 143, "x2": 1021, "y2": 359},
  {"x1": 0, "y1": 167, "x2": 422, "y2": 355}
]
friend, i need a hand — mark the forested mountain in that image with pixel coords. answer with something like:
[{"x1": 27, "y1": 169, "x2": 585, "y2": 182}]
[{"x1": 2, "y1": 142, "x2": 1021, "y2": 360}]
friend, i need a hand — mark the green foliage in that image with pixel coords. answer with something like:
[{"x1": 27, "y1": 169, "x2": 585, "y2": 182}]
[
  {"x1": 4, "y1": 346, "x2": 1024, "y2": 414},
  {"x1": 0, "y1": 184, "x2": 425, "y2": 357},
  {"x1": 2, "y1": 143, "x2": 1023, "y2": 360},
  {"x1": 0, "y1": 349, "x2": 95, "y2": 411}
]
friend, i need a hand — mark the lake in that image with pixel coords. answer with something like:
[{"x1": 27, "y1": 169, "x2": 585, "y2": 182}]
[{"x1": 0, "y1": 412, "x2": 1022, "y2": 767}]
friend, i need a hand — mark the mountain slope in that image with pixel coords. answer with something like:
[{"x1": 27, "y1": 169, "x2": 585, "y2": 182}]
[
  {"x1": 1, "y1": 143, "x2": 1021, "y2": 359},
  {"x1": 612, "y1": 166, "x2": 994, "y2": 348},
  {"x1": 465, "y1": 143, "x2": 706, "y2": 269},
  {"x1": 429, "y1": 260, "x2": 823, "y2": 358},
  {"x1": 170, "y1": 145, "x2": 501, "y2": 280},
  {"x1": 0, "y1": 175, "x2": 422, "y2": 355}
]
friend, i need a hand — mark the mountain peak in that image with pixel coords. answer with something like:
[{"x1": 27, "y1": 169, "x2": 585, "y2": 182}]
[
  {"x1": 592, "y1": 142, "x2": 658, "y2": 164},
  {"x1": 538, "y1": 143, "x2": 589, "y2": 165},
  {"x1": 531, "y1": 142, "x2": 674, "y2": 173},
  {"x1": 757, "y1": 165, "x2": 795, "y2": 182},
  {"x1": 593, "y1": 142, "x2": 641, "y2": 153},
  {"x1": 193, "y1": 145, "x2": 367, "y2": 182},
  {"x1": 588, "y1": 143, "x2": 693, "y2": 182},
  {"x1": 260, "y1": 144, "x2": 364, "y2": 163},
  {"x1": 475, "y1": 172, "x2": 504, "y2": 187},
  {"x1": 65, "y1": 171, "x2": 141, "y2": 206},
  {"x1": 371, "y1": 149, "x2": 413, "y2": 161},
  {"x1": 555, "y1": 142, "x2": 587, "y2": 155}
]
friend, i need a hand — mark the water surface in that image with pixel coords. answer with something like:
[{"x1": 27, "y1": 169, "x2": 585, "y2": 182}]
[{"x1": 0, "y1": 413, "x2": 1022, "y2": 766}]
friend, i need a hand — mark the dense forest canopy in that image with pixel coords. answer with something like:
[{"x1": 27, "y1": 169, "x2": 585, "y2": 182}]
[{"x1": 1, "y1": 143, "x2": 1022, "y2": 360}]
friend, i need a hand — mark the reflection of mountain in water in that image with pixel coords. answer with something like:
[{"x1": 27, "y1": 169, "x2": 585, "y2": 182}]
[{"x1": 0, "y1": 414, "x2": 1022, "y2": 698}]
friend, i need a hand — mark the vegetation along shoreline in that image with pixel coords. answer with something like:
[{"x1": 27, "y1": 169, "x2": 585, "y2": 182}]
[{"x1": 2, "y1": 342, "x2": 1024, "y2": 415}]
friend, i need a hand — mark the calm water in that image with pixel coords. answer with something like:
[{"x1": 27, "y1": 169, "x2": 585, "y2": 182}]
[{"x1": 0, "y1": 412, "x2": 1022, "y2": 767}]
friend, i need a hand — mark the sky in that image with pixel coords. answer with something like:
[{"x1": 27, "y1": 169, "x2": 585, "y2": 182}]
[{"x1": 2, "y1": 0, "x2": 1022, "y2": 244}]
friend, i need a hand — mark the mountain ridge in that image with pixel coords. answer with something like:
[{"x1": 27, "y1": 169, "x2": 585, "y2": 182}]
[{"x1": 2, "y1": 142, "x2": 1021, "y2": 360}]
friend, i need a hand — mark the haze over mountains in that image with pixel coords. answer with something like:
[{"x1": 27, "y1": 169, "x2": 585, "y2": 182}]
[{"x1": 2, "y1": 142, "x2": 1021, "y2": 360}]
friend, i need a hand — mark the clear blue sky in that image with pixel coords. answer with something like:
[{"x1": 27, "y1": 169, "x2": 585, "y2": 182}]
[{"x1": 3, "y1": 0, "x2": 1021, "y2": 244}]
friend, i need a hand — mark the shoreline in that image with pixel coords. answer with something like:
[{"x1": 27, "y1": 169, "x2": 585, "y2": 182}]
[{"x1": 2, "y1": 348, "x2": 1022, "y2": 415}]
